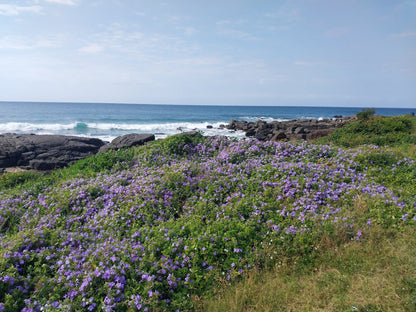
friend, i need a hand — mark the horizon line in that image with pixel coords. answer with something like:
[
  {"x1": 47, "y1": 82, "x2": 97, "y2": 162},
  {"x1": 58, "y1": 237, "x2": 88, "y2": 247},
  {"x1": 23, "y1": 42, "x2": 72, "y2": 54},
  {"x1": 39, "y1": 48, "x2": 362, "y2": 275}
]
[{"x1": 1, "y1": 100, "x2": 414, "y2": 110}]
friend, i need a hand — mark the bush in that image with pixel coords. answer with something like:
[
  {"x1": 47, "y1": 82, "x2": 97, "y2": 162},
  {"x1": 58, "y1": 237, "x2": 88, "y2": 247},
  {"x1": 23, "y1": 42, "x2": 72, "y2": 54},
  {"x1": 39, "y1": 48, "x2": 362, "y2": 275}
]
[
  {"x1": 161, "y1": 132, "x2": 204, "y2": 156},
  {"x1": 357, "y1": 108, "x2": 376, "y2": 121}
]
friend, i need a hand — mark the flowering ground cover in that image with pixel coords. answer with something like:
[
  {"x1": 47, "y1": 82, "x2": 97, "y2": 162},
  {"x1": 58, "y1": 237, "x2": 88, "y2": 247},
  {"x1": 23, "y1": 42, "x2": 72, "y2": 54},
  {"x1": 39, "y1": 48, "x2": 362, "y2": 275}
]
[{"x1": 0, "y1": 130, "x2": 415, "y2": 311}]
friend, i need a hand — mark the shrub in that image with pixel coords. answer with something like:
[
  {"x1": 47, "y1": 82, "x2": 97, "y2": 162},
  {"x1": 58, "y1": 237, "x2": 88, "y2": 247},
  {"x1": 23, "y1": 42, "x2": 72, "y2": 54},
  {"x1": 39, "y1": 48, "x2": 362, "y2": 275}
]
[
  {"x1": 0, "y1": 171, "x2": 42, "y2": 190},
  {"x1": 357, "y1": 108, "x2": 376, "y2": 121}
]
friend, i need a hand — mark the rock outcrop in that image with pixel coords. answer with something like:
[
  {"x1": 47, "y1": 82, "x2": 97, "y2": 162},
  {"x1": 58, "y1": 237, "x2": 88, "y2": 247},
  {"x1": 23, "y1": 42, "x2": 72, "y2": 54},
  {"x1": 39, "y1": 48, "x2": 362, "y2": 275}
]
[
  {"x1": 227, "y1": 116, "x2": 356, "y2": 141},
  {"x1": 0, "y1": 134, "x2": 105, "y2": 171},
  {"x1": 99, "y1": 133, "x2": 155, "y2": 153}
]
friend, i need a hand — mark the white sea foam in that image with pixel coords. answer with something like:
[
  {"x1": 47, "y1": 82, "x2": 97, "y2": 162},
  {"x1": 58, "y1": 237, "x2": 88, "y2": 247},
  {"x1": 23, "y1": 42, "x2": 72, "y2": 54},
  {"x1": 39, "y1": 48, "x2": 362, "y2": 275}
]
[
  {"x1": 87, "y1": 121, "x2": 227, "y2": 131},
  {"x1": 0, "y1": 121, "x2": 246, "y2": 141},
  {"x1": 239, "y1": 116, "x2": 288, "y2": 122},
  {"x1": 0, "y1": 122, "x2": 79, "y2": 132}
]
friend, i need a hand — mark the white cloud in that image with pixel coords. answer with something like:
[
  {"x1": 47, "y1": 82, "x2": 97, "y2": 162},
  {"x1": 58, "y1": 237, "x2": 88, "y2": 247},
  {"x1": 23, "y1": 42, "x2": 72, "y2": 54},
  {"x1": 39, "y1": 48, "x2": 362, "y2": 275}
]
[
  {"x1": 216, "y1": 19, "x2": 257, "y2": 40},
  {"x1": 83, "y1": 22, "x2": 200, "y2": 58},
  {"x1": 390, "y1": 31, "x2": 416, "y2": 38},
  {"x1": 161, "y1": 56, "x2": 222, "y2": 67},
  {"x1": 182, "y1": 27, "x2": 197, "y2": 36},
  {"x1": 37, "y1": 0, "x2": 80, "y2": 5},
  {"x1": 217, "y1": 28, "x2": 256, "y2": 40},
  {"x1": 294, "y1": 61, "x2": 330, "y2": 67},
  {"x1": 78, "y1": 43, "x2": 104, "y2": 54},
  {"x1": 0, "y1": 37, "x2": 32, "y2": 50},
  {"x1": 324, "y1": 27, "x2": 349, "y2": 38},
  {"x1": 262, "y1": 4, "x2": 301, "y2": 32},
  {"x1": 0, "y1": 36, "x2": 61, "y2": 50},
  {"x1": 0, "y1": 4, "x2": 42, "y2": 15},
  {"x1": 264, "y1": 6, "x2": 300, "y2": 23}
]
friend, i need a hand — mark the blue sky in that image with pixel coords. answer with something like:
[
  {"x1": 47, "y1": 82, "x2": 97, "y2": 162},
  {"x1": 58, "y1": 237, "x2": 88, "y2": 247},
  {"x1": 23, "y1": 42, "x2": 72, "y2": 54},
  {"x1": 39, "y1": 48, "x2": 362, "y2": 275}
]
[{"x1": 0, "y1": 0, "x2": 415, "y2": 107}]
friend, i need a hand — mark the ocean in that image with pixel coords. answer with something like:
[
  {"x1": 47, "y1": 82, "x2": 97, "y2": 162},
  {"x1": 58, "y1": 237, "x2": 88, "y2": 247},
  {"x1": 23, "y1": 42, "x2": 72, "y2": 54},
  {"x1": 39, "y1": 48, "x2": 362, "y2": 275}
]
[{"x1": 1, "y1": 102, "x2": 414, "y2": 142}]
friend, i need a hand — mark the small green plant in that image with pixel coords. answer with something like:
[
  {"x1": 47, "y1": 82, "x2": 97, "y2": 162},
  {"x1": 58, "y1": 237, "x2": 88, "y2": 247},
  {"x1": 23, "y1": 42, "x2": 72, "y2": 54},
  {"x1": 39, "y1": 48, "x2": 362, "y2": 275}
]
[
  {"x1": 0, "y1": 171, "x2": 42, "y2": 190},
  {"x1": 53, "y1": 147, "x2": 137, "y2": 179},
  {"x1": 161, "y1": 132, "x2": 203, "y2": 155},
  {"x1": 357, "y1": 108, "x2": 376, "y2": 121}
]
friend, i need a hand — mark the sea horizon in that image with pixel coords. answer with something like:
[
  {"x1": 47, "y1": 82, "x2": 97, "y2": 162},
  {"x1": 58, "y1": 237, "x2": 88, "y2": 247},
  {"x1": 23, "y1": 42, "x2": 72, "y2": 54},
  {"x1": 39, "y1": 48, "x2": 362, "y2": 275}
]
[{"x1": 2, "y1": 100, "x2": 415, "y2": 109}]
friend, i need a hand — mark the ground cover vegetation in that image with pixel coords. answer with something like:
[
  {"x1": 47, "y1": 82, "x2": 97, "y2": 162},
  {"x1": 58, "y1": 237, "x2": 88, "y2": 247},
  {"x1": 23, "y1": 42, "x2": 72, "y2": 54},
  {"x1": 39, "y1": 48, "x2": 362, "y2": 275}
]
[{"x1": 0, "y1": 115, "x2": 415, "y2": 311}]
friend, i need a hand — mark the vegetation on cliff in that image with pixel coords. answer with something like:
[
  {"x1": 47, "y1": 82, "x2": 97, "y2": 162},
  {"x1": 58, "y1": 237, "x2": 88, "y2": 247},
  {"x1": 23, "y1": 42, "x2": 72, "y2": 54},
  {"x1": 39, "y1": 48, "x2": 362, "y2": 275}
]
[{"x1": 0, "y1": 115, "x2": 415, "y2": 311}]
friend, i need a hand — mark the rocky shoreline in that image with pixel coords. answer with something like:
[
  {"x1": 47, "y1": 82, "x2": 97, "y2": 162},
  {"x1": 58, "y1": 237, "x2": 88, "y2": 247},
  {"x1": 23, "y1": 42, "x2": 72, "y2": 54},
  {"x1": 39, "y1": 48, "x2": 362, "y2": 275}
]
[
  {"x1": 225, "y1": 115, "x2": 356, "y2": 141},
  {"x1": 0, "y1": 116, "x2": 355, "y2": 173}
]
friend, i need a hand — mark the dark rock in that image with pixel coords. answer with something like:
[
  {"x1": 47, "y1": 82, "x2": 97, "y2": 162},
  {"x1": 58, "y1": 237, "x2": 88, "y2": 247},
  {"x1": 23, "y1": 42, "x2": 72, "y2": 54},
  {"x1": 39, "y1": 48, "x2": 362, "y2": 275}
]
[
  {"x1": 271, "y1": 122, "x2": 281, "y2": 130},
  {"x1": 255, "y1": 120, "x2": 267, "y2": 129},
  {"x1": 245, "y1": 128, "x2": 256, "y2": 137},
  {"x1": 99, "y1": 133, "x2": 155, "y2": 153},
  {"x1": 206, "y1": 125, "x2": 213, "y2": 129},
  {"x1": 255, "y1": 132, "x2": 268, "y2": 141},
  {"x1": 227, "y1": 120, "x2": 238, "y2": 130},
  {"x1": 294, "y1": 127, "x2": 304, "y2": 134},
  {"x1": 227, "y1": 115, "x2": 355, "y2": 142},
  {"x1": 306, "y1": 129, "x2": 334, "y2": 140},
  {"x1": 227, "y1": 120, "x2": 248, "y2": 130},
  {"x1": 271, "y1": 131, "x2": 287, "y2": 141},
  {"x1": 0, "y1": 134, "x2": 105, "y2": 171}
]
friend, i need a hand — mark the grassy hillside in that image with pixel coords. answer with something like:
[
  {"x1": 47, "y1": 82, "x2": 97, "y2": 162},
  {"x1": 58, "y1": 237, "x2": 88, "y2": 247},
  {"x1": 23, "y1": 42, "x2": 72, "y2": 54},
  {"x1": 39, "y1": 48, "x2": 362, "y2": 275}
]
[
  {"x1": 0, "y1": 116, "x2": 415, "y2": 311},
  {"x1": 203, "y1": 114, "x2": 416, "y2": 311}
]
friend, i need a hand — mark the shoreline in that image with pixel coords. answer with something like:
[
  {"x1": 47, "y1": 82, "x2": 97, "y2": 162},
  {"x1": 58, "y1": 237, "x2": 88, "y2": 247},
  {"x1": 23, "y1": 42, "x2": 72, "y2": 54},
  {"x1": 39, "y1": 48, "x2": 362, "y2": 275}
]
[
  {"x1": 0, "y1": 116, "x2": 356, "y2": 173},
  {"x1": 226, "y1": 115, "x2": 357, "y2": 141}
]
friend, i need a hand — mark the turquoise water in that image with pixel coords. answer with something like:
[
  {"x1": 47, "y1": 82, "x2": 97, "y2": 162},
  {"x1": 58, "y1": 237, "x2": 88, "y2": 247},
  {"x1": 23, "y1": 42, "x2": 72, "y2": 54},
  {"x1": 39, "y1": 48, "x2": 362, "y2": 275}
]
[{"x1": 1, "y1": 102, "x2": 414, "y2": 141}]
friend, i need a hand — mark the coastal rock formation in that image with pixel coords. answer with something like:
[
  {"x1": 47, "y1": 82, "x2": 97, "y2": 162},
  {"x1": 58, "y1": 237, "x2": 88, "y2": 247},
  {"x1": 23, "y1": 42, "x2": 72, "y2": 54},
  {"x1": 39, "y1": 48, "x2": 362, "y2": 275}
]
[
  {"x1": 227, "y1": 116, "x2": 356, "y2": 141},
  {"x1": 99, "y1": 133, "x2": 155, "y2": 153},
  {"x1": 0, "y1": 134, "x2": 105, "y2": 171}
]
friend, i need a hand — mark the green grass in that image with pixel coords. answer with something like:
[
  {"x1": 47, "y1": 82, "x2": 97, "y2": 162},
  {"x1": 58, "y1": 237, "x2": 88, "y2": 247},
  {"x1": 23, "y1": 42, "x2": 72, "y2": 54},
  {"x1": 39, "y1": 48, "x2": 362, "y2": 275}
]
[
  {"x1": 199, "y1": 225, "x2": 416, "y2": 312},
  {"x1": 317, "y1": 114, "x2": 416, "y2": 148}
]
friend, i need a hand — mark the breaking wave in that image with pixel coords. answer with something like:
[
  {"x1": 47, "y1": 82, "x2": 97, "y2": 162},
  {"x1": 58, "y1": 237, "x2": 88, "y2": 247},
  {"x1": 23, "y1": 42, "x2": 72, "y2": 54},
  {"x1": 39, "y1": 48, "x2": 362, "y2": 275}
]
[{"x1": 0, "y1": 121, "x2": 245, "y2": 141}]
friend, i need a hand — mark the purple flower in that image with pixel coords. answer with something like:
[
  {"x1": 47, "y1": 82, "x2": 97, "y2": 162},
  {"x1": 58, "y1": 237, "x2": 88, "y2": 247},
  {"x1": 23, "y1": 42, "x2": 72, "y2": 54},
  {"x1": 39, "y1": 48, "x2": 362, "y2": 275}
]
[{"x1": 356, "y1": 230, "x2": 362, "y2": 241}]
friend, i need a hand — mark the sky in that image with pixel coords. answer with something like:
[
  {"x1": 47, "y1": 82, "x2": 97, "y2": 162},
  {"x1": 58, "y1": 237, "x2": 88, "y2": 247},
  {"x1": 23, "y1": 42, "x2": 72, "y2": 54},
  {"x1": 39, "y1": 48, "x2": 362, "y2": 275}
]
[{"x1": 0, "y1": 0, "x2": 415, "y2": 107}]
